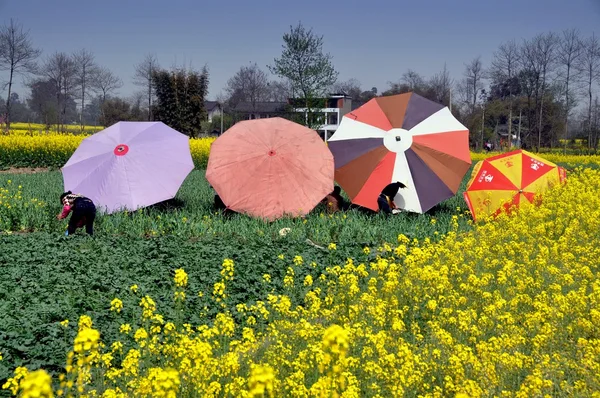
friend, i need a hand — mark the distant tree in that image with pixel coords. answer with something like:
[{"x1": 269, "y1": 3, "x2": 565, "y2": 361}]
[
  {"x1": 128, "y1": 91, "x2": 145, "y2": 121},
  {"x1": 534, "y1": 33, "x2": 559, "y2": 150},
  {"x1": 73, "y1": 49, "x2": 98, "y2": 131},
  {"x1": 429, "y1": 64, "x2": 453, "y2": 106},
  {"x1": 100, "y1": 97, "x2": 132, "y2": 126},
  {"x1": 7, "y1": 92, "x2": 32, "y2": 122},
  {"x1": 266, "y1": 80, "x2": 292, "y2": 102},
  {"x1": 490, "y1": 40, "x2": 520, "y2": 139},
  {"x1": 0, "y1": 19, "x2": 41, "y2": 129},
  {"x1": 225, "y1": 63, "x2": 270, "y2": 110},
  {"x1": 133, "y1": 54, "x2": 159, "y2": 120},
  {"x1": 152, "y1": 66, "x2": 209, "y2": 137},
  {"x1": 40, "y1": 52, "x2": 77, "y2": 130},
  {"x1": 359, "y1": 87, "x2": 378, "y2": 103},
  {"x1": 93, "y1": 66, "x2": 122, "y2": 104},
  {"x1": 331, "y1": 78, "x2": 362, "y2": 100},
  {"x1": 28, "y1": 78, "x2": 76, "y2": 127},
  {"x1": 269, "y1": 22, "x2": 338, "y2": 129},
  {"x1": 557, "y1": 29, "x2": 583, "y2": 142},
  {"x1": 462, "y1": 56, "x2": 485, "y2": 114},
  {"x1": 578, "y1": 34, "x2": 600, "y2": 148},
  {"x1": 83, "y1": 95, "x2": 102, "y2": 126},
  {"x1": 383, "y1": 70, "x2": 434, "y2": 99}
]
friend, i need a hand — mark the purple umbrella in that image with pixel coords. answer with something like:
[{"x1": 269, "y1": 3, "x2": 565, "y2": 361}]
[{"x1": 62, "y1": 121, "x2": 194, "y2": 214}]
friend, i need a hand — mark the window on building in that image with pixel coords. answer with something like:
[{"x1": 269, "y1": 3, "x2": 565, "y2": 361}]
[{"x1": 328, "y1": 113, "x2": 338, "y2": 125}]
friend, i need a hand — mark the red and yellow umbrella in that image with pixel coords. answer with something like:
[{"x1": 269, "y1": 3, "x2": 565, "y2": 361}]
[{"x1": 463, "y1": 150, "x2": 567, "y2": 221}]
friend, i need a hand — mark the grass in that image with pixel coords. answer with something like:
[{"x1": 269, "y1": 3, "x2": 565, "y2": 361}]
[
  {"x1": 0, "y1": 170, "x2": 473, "y2": 245},
  {"x1": 0, "y1": 168, "x2": 473, "y2": 387}
]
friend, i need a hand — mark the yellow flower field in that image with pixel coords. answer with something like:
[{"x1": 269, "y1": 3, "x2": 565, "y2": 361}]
[
  {"x1": 5, "y1": 123, "x2": 103, "y2": 135},
  {"x1": 0, "y1": 133, "x2": 216, "y2": 169},
  {"x1": 470, "y1": 151, "x2": 600, "y2": 166},
  {"x1": 4, "y1": 167, "x2": 600, "y2": 397}
]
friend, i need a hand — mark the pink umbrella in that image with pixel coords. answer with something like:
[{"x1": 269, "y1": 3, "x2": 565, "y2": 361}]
[{"x1": 62, "y1": 121, "x2": 194, "y2": 214}]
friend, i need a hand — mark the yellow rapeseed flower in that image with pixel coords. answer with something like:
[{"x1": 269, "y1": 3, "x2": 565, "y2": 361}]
[
  {"x1": 110, "y1": 298, "x2": 123, "y2": 313},
  {"x1": 173, "y1": 269, "x2": 188, "y2": 288}
]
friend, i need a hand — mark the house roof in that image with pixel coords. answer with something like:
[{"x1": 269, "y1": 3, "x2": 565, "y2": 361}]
[
  {"x1": 228, "y1": 101, "x2": 288, "y2": 113},
  {"x1": 204, "y1": 101, "x2": 221, "y2": 112}
]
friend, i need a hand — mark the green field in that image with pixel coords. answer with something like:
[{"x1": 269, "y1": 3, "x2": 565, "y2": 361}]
[{"x1": 0, "y1": 169, "x2": 470, "y2": 386}]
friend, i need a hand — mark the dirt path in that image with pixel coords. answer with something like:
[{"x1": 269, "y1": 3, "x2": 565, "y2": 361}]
[{"x1": 0, "y1": 167, "x2": 51, "y2": 174}]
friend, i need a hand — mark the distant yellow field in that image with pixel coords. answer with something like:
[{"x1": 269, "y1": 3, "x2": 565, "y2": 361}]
[
  {"x1": 6, "y1": 123, "x2": 103, "y2": 135},
  {"x1": 0, "y1": 131, "x2": 215, "y2": 169}
]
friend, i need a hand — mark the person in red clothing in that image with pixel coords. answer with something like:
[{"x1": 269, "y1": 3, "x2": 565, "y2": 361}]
[{"x1": 57, "y1": 191, "x2": 96, "y2": 235}]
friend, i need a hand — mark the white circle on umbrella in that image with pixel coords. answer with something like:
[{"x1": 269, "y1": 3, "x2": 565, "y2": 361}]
[{"x1": 383, "y1": 128, "x2": 413, "y2": 153}]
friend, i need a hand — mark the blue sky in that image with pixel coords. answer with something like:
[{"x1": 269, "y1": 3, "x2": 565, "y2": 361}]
[{"x1": 1, "y1": 0, "x2": 599, "y2": 101}]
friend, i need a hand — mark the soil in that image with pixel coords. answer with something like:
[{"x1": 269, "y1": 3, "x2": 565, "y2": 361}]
[{"x1": 0, "y1": 167, "x2": 51, "y2": 174}]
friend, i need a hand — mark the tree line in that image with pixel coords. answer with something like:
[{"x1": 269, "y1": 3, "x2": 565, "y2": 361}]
[{"x1": 1, "y1": 18, "x2": 599, "y2": 150}]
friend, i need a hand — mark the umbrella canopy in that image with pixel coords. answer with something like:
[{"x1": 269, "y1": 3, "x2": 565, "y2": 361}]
[
  {"x1": 206, "y1": 117, "x2": 334, "y2": 220},
  {"x1": 463, "y1": 150, "x2": 567, "y2": 221},
  {"x1": 328, "y1": 93, "x2": 471, "y2": 213},
  {"x1": 62, "y1": 121, "x2": 194, "y2": 214}
]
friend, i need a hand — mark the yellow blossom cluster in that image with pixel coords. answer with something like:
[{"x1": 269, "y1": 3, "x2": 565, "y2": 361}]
[
  {"x1": 470, "y1": 151, "x2": 600, "y2": 166},
  {"x1": 4, "y1": 167, "x2": 600, "y2": 396},
  {"x1": 5, "y1": 122, "x2": 102, "y2": 135},
  {"x1": 0, "y1": 133, "x2": 215, "y2": 169}
]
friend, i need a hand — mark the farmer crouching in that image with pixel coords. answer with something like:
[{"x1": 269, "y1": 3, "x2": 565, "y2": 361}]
[
  {"x1": 377, "y1": 182, "x2": 407, "y2": 215},
  {"x1": 57, "y1": 191, "x2": 96, "y2": 236}
]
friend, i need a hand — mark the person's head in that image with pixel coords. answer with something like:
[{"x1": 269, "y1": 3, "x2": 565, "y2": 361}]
[
  {"x1": 60, "y1": 191, "x2": 72, "y2": 205},
  {"x1": 333, "y1": 185, "x2": 341, "y2": 195}
]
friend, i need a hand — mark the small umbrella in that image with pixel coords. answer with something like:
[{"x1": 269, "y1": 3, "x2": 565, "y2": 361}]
[
  {"x1": 328, "y1": 92, "x2": 471, "y2": 213},
  {"x1": 463, "y1": 149, "x2": 567, "y2": 221},
  {"x1": 62, "y1": 121, "x2": 194, "y2": 213},
  {"x1": 206, "y1": 117, "x2": 334, "y2": 220}
]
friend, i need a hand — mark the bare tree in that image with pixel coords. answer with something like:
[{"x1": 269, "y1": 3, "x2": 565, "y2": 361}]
[
  {"x1": 491, "y1": 40, "x2": 520, "y2": 140},
  {"x1": 429, "y1": 63, "x2": 453, "y2": 106},
  {"x1": 0, "y1": 19, "x2": 41, "y2": 129},
  {"x1": 94, "y1": 66, "x2": 122, "y2": 104},
  {"x1": 534, "y1": 32, "x2": 559, "y2": 150},
  {"x1": 556, "y1": 30, "x2": 583, "y2": 144},
  {"x1": 133, "y1": 54, "x2": 159, "y2": 120},
  {"x1": 578, "y1": 34, "x2": 600, "y2": 148},
  {"x1": 331, "y1": 78, "x2": 362, "y2": 100},
  {"x1": 41, "y1": 52, "x2": 77, "y2": 131},
  {"x1": 402, "y1": 69, "x2": 427, "y2": 92},
  {"x1": 463, "y1": 56, "x2": 485, "y2": 114},
  {"x1": 73, "y1": 49, "x2": 98, "y2": 130},
  {"x1": 225, "y1": 62, "x2": 270, "y2": 110},
  {"x1": 520, "y1": 38, "x2": 542, "y2": 147},
  {"x1": 93, "y1": 66, "x2": 123, "y2": 127},
  {"x1": 267, "y1": 80, "x2": 292, "y2": 102}
]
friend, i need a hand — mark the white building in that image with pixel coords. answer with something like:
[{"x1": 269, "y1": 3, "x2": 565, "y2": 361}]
[{"x1": 290, "y1": 94, "x2": 353, "y2": 141}]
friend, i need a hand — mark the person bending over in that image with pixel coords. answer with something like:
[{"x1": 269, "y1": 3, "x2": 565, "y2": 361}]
[
  {"x1": 57, "y1": 191, "x2": 96, "y2": 236},
  {"x1": 377, "y1": 182, "x2": 407, "y2": 215}
]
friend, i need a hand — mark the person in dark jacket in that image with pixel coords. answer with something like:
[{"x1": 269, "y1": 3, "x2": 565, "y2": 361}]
[
  {"x1": 377, "y1": 182, "x2": 407, "y2": 214},
  {"x1": 57, "y1": 191, "x2": 96, "y2": 235}
]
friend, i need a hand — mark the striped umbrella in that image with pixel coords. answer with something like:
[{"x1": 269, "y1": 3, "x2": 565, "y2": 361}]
[
  {"x1": 328, "y1": 93, "x2": 471, "y2": 213},
  {"x1": 463, "y1": 150, "x2": 567, "y2": 221}
]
